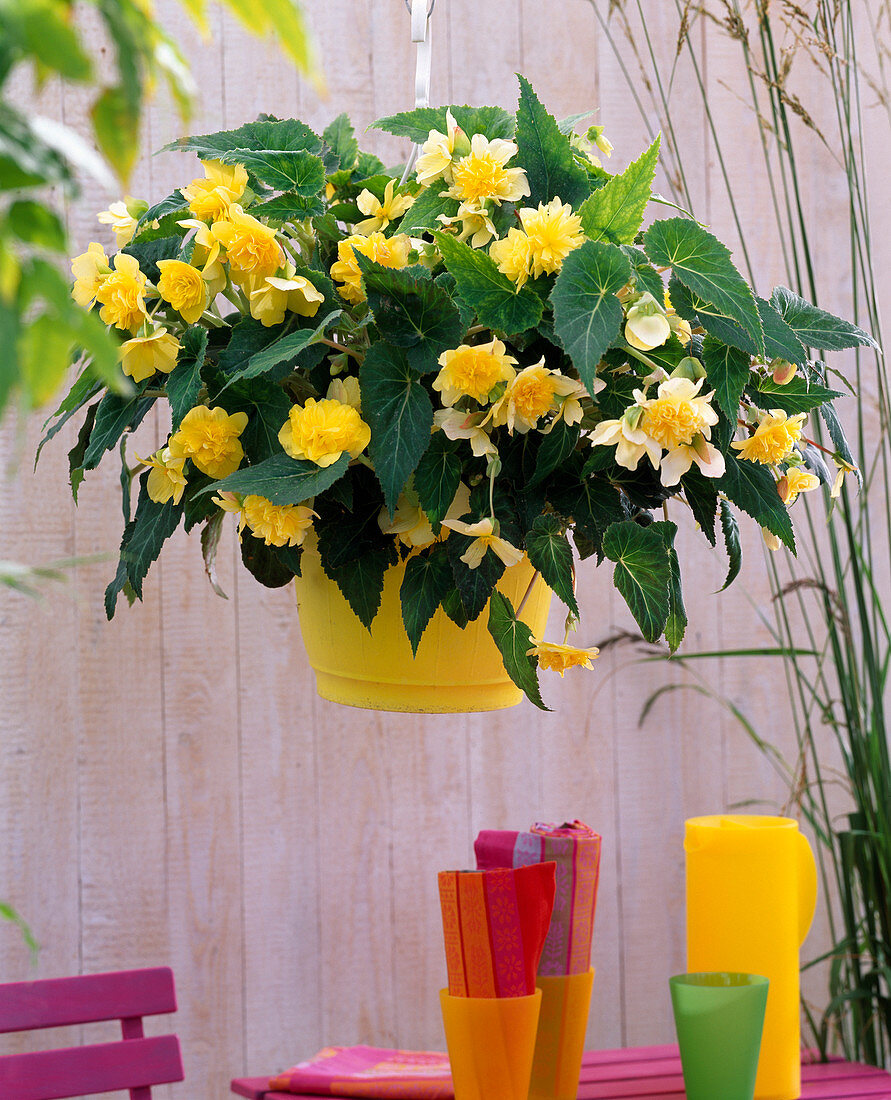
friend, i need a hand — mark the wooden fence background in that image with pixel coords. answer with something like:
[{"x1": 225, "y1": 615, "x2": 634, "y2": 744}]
[{"x1": 1, "y1": 1, "x2": 885, "y2": 1096}]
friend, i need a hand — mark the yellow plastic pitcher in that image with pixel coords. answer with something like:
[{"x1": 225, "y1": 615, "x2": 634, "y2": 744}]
[{"x1": 685, "y1": 815, "x2": 817, "y2": 1100}]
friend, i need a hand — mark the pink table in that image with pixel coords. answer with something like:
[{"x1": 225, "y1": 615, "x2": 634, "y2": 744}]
[{"x1": 231, "y1": 1043, "x2": 891, "y2": 1099}]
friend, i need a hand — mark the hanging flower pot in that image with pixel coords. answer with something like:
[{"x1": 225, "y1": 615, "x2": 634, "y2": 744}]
[
  {"x1": 49, "y1": 77, "x2": 869, "y2": 712},
  {"x1": 296, "y1": 536, "x2": 551, "y2": 712}
]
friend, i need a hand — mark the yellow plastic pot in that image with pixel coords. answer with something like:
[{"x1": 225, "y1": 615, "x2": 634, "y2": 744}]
[
  {"x1": 440, "y1": 989, "x2": 542, "y2": 1100},
  {"x1": 528, "y1": 968, "x2": 595, "y2": 1100},
  {"x1": 295, "y1": 538, "x2": 552, "y2": 712},
  {"x1": 685, "y1": 815, "x2": 817, "y2": 1100}
]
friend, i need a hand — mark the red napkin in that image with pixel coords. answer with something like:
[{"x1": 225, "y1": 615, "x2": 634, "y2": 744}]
[
  {"x1": 474, "y1": 820, "x2": 601, "y2": 976},
  {"x1": 437, "y1": 863, "x2": 556, "y2": 997},
  {"x1": 268, "y1": 1046, "x2": 453, "y2": 1097}
]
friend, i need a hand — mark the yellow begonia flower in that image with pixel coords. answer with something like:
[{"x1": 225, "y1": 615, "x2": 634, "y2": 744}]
[
  {"x1": 731, "y1": 408, "x2": 806, "y2": 466},
  {"x1": 157, "y1": 259, "x2": 208, "y2": 325},
  {"x1": 591, "y1": 126, "x2": 613, "y2": 158},
  {"x1": 178, "y1": 218, "x2": 227, "y2": 296},
  {"x1": 489, "y1": 228, "x2": 533, "y2": 289},
  {"x1": 448, "y1": 134, "x2": 530, "y2": 206},
  {"x1": 438, "y1": 200, "x2": 497, "y2": 249},
  {"x1": 433, "y1": 407, "x2": 497, "y2": 458},
  {"x1": 779, "y1": 466, "x2": 820, "y2": 504},
  {"x1": 182, "y1": 159, "x2": 248, "y2": 221},
  {"x1": 329, "y1": 232, "x2": 411, "y2": 304},
  {"x1": 278, "y1": 397, "x2": 371, "y2": 468},
  {"x1": 119, "y1": 328, "x2": 180, "y2": 383},
  {"x1": 378, "y1": 481, "x2": 472, "y2": 549},
  {"x1": 636, "y1": 376, "x2": 722, "y2": 485},
  {"x1": 241, "y1": 496, "x2": 315, "y2": 548},
  {"x1": 356, "y1": 179, "x2": 415, "y2": 234},
  {"x1": 249, "y1": 271, "x2": 324, "y2": 327},
  {"x1": 138, "y1": 446, "x2": 187, "y2": 505},
  {"x1": 169, "y1": 406, "x2": 249, "y2": 480},
  {"x1": 763, "y1": 527, "x2": 782, "y2": 552},
  {"x1": 415, "y1": 109, "x2": 467, "y2": 187},
  {"x1": 326, "y1": 375, "x2": 362, "y2": 410},
  {"x1": 94, "y1": 252, "x2": 148, "y2": 332},
  {"x1": 527, "y1": 639, "x2": 600, "y2": 676},
  {"x1": 210, "y1": 204, "x2": 283, "y2": 290},
  {"x1": 518, "y1": 198, "x2": 585, "y2": 278},
  {"x1": 625, "y1": 292, "x2": 672, "y2": 351},
  {"x1": 589, "y1": 412, "x2": 662, "y2": 472},
  {"x1": 440, "y1": 516, "x2": 524, "y2": 570},
  {"x1": 71, "y1": 242, "x2": 110, "y2": 307},
  {"x1": 550, "y1": 376, "x2": 593, "y2": 429},
  {"x1": 488, "y1": 359, "x2": 580, "y2": 434},
  {"x1": 97, "y1": 200, "x2": 138, "y2": 248},
  {"x1": 433, "y1": 338, "x2": 517, "y2": 405},
  {"x1": 658, "y1": 434, "x2": 726, "y2": 486},
  {"x1": 771, "y1": 359, "x2": 797, "y2": 386}
]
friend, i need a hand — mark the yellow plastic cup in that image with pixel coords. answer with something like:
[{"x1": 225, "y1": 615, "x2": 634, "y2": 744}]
[
  {"x1": 685, "y1": 816, "x2": 817, "y2": 1100},
  {"x1": 440, "y1": 989, "x2": 542, "y2": 1100},
  {"x1": 528, "y1": 968, "x2": 594, "y2": 1100}
]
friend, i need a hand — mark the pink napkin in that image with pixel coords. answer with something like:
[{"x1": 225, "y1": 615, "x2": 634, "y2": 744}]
[
  {"x1": 268, "y1": 1046, "x2": 453, "y2": 1097},
  {"x1": 474, "y1": 820, "x2": 602, "y2": 976}
]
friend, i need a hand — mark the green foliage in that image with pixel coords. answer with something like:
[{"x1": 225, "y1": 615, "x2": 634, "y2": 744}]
[
  {"x1": 399, "y1": 180, "x2": 459, "y2": 234},
  {"x1": 603, "y1": 520, "x2": 672, "y2": 642},
  {"x1": 515, "y1": 75, "x2": 590, "y2": 209},
  {"x1": 718, "y1": 500, "x2": 740, "y2": 591},
  {"x1": 487, "y1": 591, "x2": 549, "y2": 711},
  {"x1": 219, "y1": 310, "x2": 340, "y2": 389},
  {"x1": 770, "y1": 286, "x2": 878, "y2": 351},
  {"x1": 701, "y1": 335, "x2": 752, "y2": 420},
  {"x1": 203, "y1": 454, "x2": 349, "y2": 506},
  {"x1": 579, "y1": 135, "x2": 660, "y2": 245},
  {"x1": 717, "y1": 454, "x2": 794, "y2": 550},
  {"x1": 399, "y1": 545, "x2": 453, "y2": 655},
  {"x1": 167, "y1": 327, "x2": 208, "y2": 430},
  {"x1": 526, "y1": 515, "x2": 577, "y2": 615},
  {"x1": 413, "y1": 436, "x2": 462, "y2": 526},
  {"x1": 105, "y1": 475, "x2": 182, "y2": 617},
  {"x1": 371, "y1": 105, "x2": 516, "y2": 144}
]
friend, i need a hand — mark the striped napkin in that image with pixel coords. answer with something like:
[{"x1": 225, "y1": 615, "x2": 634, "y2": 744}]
[
  {"x1": 474, "y1": 820, "x2": 601, "y2": 976},
  {"x1": 437, "y1": 863, "x2": 556, "y2": 998},
  {"x1": 268, "y1": 1046, "x2": 453, "y2": 1097}
]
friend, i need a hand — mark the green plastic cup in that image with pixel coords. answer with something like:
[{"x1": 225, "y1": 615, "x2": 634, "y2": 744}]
[{"x1": 669, "y1": 972, "x2": 769, "y2": 1100}]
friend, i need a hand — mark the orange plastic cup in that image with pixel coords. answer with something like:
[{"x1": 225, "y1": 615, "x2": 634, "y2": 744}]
[
  {"x1": 440, "y1": 989, "x2": 542, "y2": 1100},
  {"x1": 528, "y1": 968, "x2": 595, "y2": 1100}
]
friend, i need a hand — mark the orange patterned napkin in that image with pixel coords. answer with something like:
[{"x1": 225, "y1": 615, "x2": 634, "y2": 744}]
[
  {"x1": 437, "y1": 863, "x2": 556, "y2": 997},
  {"x1": 268, "y1": 1046, "x2": 453, "y2": 1097},
  {"x1": 474, "y1": 821, "x2": 601, "y2": 976}
]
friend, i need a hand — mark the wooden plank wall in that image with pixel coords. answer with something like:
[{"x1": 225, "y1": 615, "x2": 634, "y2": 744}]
[{"x1": 1, "y1": 2, "x2": 883, "y2": 1096}]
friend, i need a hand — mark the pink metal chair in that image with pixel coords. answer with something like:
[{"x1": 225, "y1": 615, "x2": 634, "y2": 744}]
[{"x1": 0, "y1": 967, "x2": 184, "y2": 1099}]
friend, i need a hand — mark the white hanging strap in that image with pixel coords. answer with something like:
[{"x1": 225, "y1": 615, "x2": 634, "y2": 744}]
[{"x1": 400, "y1": 0, "x2": 435, "y2": 186}]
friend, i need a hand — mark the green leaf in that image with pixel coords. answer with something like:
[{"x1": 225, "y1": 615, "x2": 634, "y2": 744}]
[
  {"x1": 446, "y1": 525, "x2": 505, "y2": 622},
  {"x1": 225, "y1": 378, "x2": 292, "y2": 463},
  {"x1": 82, "y1": 391, "x2": 156, "y2": 471},
  {"x1": 68, "y1": 402, "x2": 98, "y2": 503},
  {"x1": 240, "y1": 531, "x2": 298, "y2": 589},
  {"x1": 5, "y1": 0, "x2": 93, "y2": 81},
  {"x1": 109, "y1": 474, "x2": 182, "y2": 610},
  {"x1": 37, "y1": 372, "x2": 102, "y2": 465},
  {"x1": 528, "y1": 419, "x2": 580, "y2": 488},
  {"x1": 167, "y1": 326, "x2": 208, "y2": 429},
  {"x1": 716, "y1": 453, "x2": 794, "y2": 551},
  {"x1": 681, "y1": 466, "x2": 718, "y2": 546},
  {"x1": 414, "y1": 434, "x2": 462, "y2": 526},
  {"x1": 398, "y1": 179, "x2": 459, "y2": 234},
  {"x1": 91, "y1": 84, "x2": 140, "y2": 181},
  {"x1": 220, "y1": 148, "x2": 326, "y2": 196},
  {"x1": 578, "y1": 134, "x2": 660, "y2": 245},
  {"x1": 515, "y1": 75, "x2": 590, "y2": 208},
  {"x1": 753, "y1": 375, "x2": 843, "y2": 414},
  {"x1": 622, "y1": 246, "x2": 665, "y2": 301},
  {"x1": 0, "y1": 103, "x2": 73, "y2": 191},
  {"x1": 770, "y1": 286, "x2": 878, "y2": 351},
  {"x1": 644, "y1": 218, "x2": 763, "y2": 354},
  {"x1": 434, "y1": 231, "x2": 543, "y2": 334},
  {"x1": 399, "y1": 544, "x2": 454, "y2": 655},
  {"x1": 217, "y1": 314, "x2": 287, "y2": 377},
  {"x1": 360, "y1": 343, "x2": 434, "y2": 515},
  {"x1": 224, "y1": 309, "x2": 341, "y2": 387},
  {"x1": 603, "y1": 520, "x2": 672, "y2": 642},
  {"x1": 360, "y1": 258, "x2": 463, "y2": 372},
  {"x1": 719, "y1": 500, "x2": 741, "y2": 591},
  {"x1": 165, "y1": 117, "x2": 324, "y2": 158},
  {"x1": 250, "y1": 192, "x2": 326, "y2": 221},
  {"x1": 202, "y1": 453, "x2": 349, "y2": 505},
  {"x1": 7, "y1": 200, "x2": 66, "y2": 250},
  {"x1": 701, "y1": 335, "x2": 752, "y2": 420},
  {"x1": 526, "y1": 514, "x2": 578, "y2": 615},
  {"x1": 820, "y1": 403, "x2": 860, "y2": 485},
  {"x1": 550, "y1": 239, "x2": 631, "y2": 394},
  {"x1": 120, "y1": 235, "x2": 180, "y2": 284},
  {"x1": 371, "y1": 104, "x2": 516, "y2": 144},
  {"x1": 487, "y1": 590, "x2": 550, "y2": 711},
  {"x1": 323, "y1": 113, "x2": 358, "y2": 171},
  {"x1": 134, "y1": 190, "x2": 188, "y2": 240},
  {"x1": 321, "y1": 544, "x2": 396, "y2": 630},
  {"x1": 657, "y1": 521, "x2": 686, "y2": 651}
]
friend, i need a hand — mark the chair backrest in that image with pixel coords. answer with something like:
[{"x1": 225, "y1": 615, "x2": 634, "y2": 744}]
[{"x1": 0, "y1": 967, "x2": 184, "y2": 1100}]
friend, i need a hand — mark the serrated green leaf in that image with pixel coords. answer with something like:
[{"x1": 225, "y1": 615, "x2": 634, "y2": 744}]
[
  {"x1": 167, "y1": 326, "x2": 208, "y2": 429},
  {"x1": 398, "y1": 179, "x2": 459, "y2": 234},
  {"x1": 164, "y1": 117, "x2": 323, "y2": 158},
  {"x1": 240, "y1": 531, "x2": 299, "y2": 589},
  {"x1": 603, "y1": 520, "x2": 672, "y2": 642},
  {"x1": 681, "y1": 466, "x2": 718, "y2": 546},
  {"x1": 202, "y1": 452, "x2": 348, "y2": 505},
  {"x1": 434, "y1": 231, "x2": 543, "y2": 334},
  {"x1": 219, "y1": 148, "x2": 325, "y2": 196},
  {"x1": 7, "y1": 200, "x2": 66, "y2": 250},
  {"x1": 360, "y1": 343, "x2": 434, "y2": 515},
  {"x1": 400, "y1": 545, "x2": 453, "y2": 655},
  {"x1": 702, "y1": 335, "x2": 751, "y2": 420},
  {"x1": 770, "y1": 286, "x2": 878, "y2": 351},
  {"x1": 529, "y1": 419, "x2": 580, "y2": 488},
  {"x1": 250, "y1": 192, "x2": 326, "y2": 221},
  {"x1": 414, "y1": 434, "x2": 463, "y2": 527},
  {"x1": 550, "y1": 239, "x2": 630, "y2": 395},
  {"x1": 223, "y1": 309, "x2": 341, "y2": 388},
  {"x1": 623, "y1": 246, "x2": 665, "y2": 301},
  {"x1": 719, "y1": 500, "x2": 741, "y2": 591},
  {"x1": 446, "y1": 525, "x2": 505, "y2": 622},
  {"x1": 487, "y1": 590, "x2": 550, "y2": 711},
  {"x1": 644, "y1": 219, "x2": 763, "y2": 353},
  {"x1": 515, "y1": 75, "x2": 590, "y2": 209},
  {"x1": 92, "y1": 85, "x2": 140, "y2": 181},
  {"x1": 371, "y1": 105, "x2": 515, "y2": 144},
  {"x1": 116, "y1": 474, "x2": 182, "y2": 602},
  {"x1": 120, "y1": 235, "x2": 180, "y2": 284},
  {"x1": 526, "y1": 514, "x2": 578, "y2": 615},
  {"x1": 820, "y1": 403, "x2": 860, "y2": 486},
  {"x1": 578, "y1": 134, "x2": 660, "y2": 245},
  {"x1": 656, "y1": 521, "x2": 685, "y2": 651},
  {"x1": 753, "y1": 375, "x2": 843, "y2": 414},
  {"x1": 323, "y1": 113, "x2": 358, "y2": 170},
  {"x1": 717, "y1": 453, "x2": 794, "y2": 551},
  {"x1": 321, "y1": 544, "x2": 396, "y2": 629},
  {"x1": 82, "y1": 391, "x2": 156, "y2": 471},
  {"x1": 134, "y1": 190, "x2": 188, "y2": 240}
]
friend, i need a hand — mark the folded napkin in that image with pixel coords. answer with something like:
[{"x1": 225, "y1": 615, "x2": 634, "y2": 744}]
[
  {"x1": 268, "y1": 1046, "x2": 453, "y2": 1098},
  {"x1": 438, "y1": 863, "x2": 556, "y2": 998},
  {"x1": 474, "y1": 820, "x2": 601, "y2": 976}
]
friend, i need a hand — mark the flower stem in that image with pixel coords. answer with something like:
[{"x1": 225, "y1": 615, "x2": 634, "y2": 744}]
[
  {"x1": 319, "y1": 337, "x2": 363, "y2": 363},
  {"x1": 515, "y1": 569, "x2": 541, "y2": 617}
]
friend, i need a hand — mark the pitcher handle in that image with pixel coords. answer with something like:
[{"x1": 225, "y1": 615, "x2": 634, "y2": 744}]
[{"x1": 797, "y1": 830, "x2": 818, "y2": 943}]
